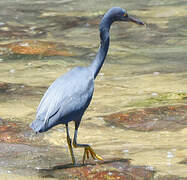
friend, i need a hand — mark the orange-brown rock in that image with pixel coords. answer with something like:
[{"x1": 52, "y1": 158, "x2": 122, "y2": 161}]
[
  {"x1": 103, "y1": 105, "x2": 187, "y2": 131},
  {"x1": 0, "y1": 40, "x2": 74, "y2": 56},
  {"x1": 0, "y1": 120, "x2": 25, "y2": 143},
  {"x1": 0, "y1": 82, "x2": 8, "y2": 91}
]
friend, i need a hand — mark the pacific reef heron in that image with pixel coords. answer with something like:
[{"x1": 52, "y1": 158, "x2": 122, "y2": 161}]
[{"x1": 30, "y1": 7, "x2": 144, "y2": 165}]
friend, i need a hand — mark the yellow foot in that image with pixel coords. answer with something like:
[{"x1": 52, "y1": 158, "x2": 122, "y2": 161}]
[{"x1": 83, "y1": 146, "x2": 103, "y2": 164}]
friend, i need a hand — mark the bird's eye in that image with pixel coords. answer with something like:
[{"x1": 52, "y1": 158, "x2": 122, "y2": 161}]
[{"x1": 123, "y1": 12, "x2": 128, "y2": 17}]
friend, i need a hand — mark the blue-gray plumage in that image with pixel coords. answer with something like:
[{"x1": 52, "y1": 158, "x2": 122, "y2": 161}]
[
  {"x1": 30, "y1": 7, "x2": 144, "y2": 165},
  {"x1": 31, "y1": 67, "x2": 94, "y2": 132}
]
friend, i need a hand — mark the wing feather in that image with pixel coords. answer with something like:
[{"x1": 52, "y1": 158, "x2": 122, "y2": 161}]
[{"x1": 32, "y1": 67, "x2": 94, "y2": 132}]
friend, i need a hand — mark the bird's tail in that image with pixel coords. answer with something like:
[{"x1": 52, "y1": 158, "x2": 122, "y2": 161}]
[{"x1": 30, "y1": 118, "x2": 44, "y2": 133}]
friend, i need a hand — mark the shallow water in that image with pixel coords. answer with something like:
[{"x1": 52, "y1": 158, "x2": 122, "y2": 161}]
[{"x1": 0, "y1": 0, "x2": 187, "y2": 179}]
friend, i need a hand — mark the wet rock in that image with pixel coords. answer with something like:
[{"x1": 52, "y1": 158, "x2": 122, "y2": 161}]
[
  {"x1": 39, "y1": 159, "x2": 155, "y2": 180},
  {"x1": 0, "y1": 81, "x2": 9, "y2": 92},
  {"x1": 0, "y1": 81, "x2": 46, "y2": 99},
  {"x1": 179, "y1": 158, "x2": 187, "y2": 165},
  {"x1": 103, "y1": 105, "x2": 187, "y2": 131},
  {"x1": 40, "y1": 12, "x2": 101, "y2": 30},
  {"x1": 0, "y1": 24, "x2": 46, "y2": 40},
  {"x1": 0, "y1": 40, "x2": 74, "y2": 57},
  {"x1": 0, "y1": 119, "x2": 67, "y2": 175},
  {"x1": 0, "y1": 118, "x2": 37, "y2": 144},
  {"x1": 0, "y1": 120, "x2": 25, "y2": 143},
  {"x1": 0, "y1": 142, "x2": 67, "y2": 176}
]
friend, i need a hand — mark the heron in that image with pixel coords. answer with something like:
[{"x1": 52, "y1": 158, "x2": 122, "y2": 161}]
[{"x1": 30, "y1": 7, "x2": 144, "y2": 165}]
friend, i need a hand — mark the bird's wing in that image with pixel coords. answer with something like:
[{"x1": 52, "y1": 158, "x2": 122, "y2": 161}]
[{"x1": 35, "y1": 67, "x2": 94, "y2": 129}]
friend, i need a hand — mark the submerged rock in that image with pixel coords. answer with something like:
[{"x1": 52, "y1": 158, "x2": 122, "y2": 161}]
[
  {"x1": 40, "y1": 12, "x2": 101, "y2": 29},
  {"x1": 0, "y1": 142, "x2": 68, "y2": 176},
  {"x1": 0, "y1": 116, "x2": 156, "y2": 179},
  {"x1": 0, "y1": 81, "x2": 46, "y2": 97},
  {"x1": 0, "y1": 118, "x2": 67, "y2": 175},
  {"x1": 0, "y1": 40, "x2": 74, "y2": 57},
  {"x1": 0, "y1": 118, "x2": 42, "y2": 144},
  {"x1": 0, "y1": 24, "x2": 46, "y2": 40},
  {"x1": 0, "y1": 82, "x2": 9, "y2": 92},
  {"x1": 103, "y1": 105, "x2": 187, "y2": 131},
  {"x1": 0, "y1": 119, "x2": 26, "y2": 143},
  {"x1": 39, "y1": 159, "x2": 155, "y2": 180},
  {"x1": 179, "y1": 158, "x2": 187, "y2": 165}
]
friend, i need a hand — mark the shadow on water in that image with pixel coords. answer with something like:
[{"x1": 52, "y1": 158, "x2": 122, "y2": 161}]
[{"x1": 38, "y1": 158, "x2": 155, "y2": 179}]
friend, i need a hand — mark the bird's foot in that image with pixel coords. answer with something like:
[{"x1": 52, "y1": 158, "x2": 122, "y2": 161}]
[{"x1": 83, "y1": 146, "x2": 103, "y2": 164}]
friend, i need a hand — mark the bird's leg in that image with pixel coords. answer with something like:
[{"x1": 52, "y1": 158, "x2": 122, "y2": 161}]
[
  {"x1": 65, "y1": 124, "x2": 76, "y2": 165},
  {"x1": 73, "y1": 122, "x2": 103, "y2": 164}
]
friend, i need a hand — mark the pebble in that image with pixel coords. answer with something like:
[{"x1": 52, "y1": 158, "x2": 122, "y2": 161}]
[
  {"x1": 167, "y1": 151, "x2": 174, "y2": 158},
  {"x1": 153, "y1": 71, "x2": 160, "y2": 75},
  {"x1": 153, "y1": 118, "x2": 158, "y2": 121},
  {"x1": 123, "y1": 149, "x2": 129, "y2": 153},
  {"x1": 151, "y1": 92, "x2": 158, "y2": 97},
  {"x1": 0, "y1": 22, "x2": 5, "y2": 26},
  {"x1": 88, "y1": 53, "x2": 95, "y2": 57},
  {"x1": 28, "y1": 62, "x2": 32, "y2": 66},
  {"x1": 0, "y1": 58, "x2": 4, "y2": 62},
  {"x1": 146, "y1": 166, "x2": 154, "y2": 171},
  {"x1": 57, "y1": 127, "x2": 65, "y2": 133},
  {"x1": 178, "y1": 90, "x2": 183, "y2": 93},
  {"x1": 99, "y1": 73, "x2": 104, "y2": 76},
  {"x1": 108, "y1": 171, "x2": 113, "y2": 176},
  {"x1": 98, "y1": 117, "x2": 104, "y2": 121},
  {"x1": 1, "y1": 27, "x2": 9, "y2": 31},
  {"x1": 30, "y1": 26, "x2": 36, "y2": 31},
  {"x1": 10, "y1": 69, "x2": 15, "y2": 73},
  {"x1": 166, "y1": 161, "x2": 172, "y2": 166},
  {"x1": 85, "y1": 23, "x2": 90, "y2": 27},
  {"x1": 20, "y1": 42, "x2": 29, "y2": 47}
]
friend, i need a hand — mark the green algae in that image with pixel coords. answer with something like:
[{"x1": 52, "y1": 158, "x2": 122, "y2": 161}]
[{"x1": 128, "y1": 92, "x2": 187, "y2": 108}]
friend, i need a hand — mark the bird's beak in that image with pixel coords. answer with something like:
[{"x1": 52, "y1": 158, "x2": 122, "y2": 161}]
[{"x1": 126, "y1": 15, "x2": 144, "y2": 25}]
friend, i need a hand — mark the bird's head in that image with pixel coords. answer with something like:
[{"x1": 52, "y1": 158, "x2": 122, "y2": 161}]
[
  {"x1": 105, "y1": 7, "x2": 144, "y2": 25},
  {"x1": 99, "y1": 7, "x2": 144, "y2": 42}
]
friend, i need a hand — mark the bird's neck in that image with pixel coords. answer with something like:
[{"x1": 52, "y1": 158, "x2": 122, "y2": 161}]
[{"x1": 89, "y1": 16, "x2": 112, "y2": 79}]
